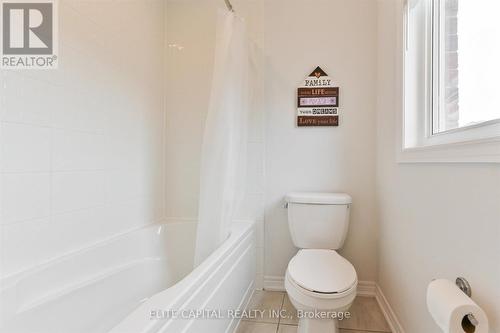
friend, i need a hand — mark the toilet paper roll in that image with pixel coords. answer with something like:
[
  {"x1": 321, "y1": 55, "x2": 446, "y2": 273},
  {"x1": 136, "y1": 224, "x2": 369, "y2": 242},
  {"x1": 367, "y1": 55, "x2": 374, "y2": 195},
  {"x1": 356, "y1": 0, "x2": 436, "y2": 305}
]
[{"x1": 427, "y1": 279, "x2": 489, "y2": 333}]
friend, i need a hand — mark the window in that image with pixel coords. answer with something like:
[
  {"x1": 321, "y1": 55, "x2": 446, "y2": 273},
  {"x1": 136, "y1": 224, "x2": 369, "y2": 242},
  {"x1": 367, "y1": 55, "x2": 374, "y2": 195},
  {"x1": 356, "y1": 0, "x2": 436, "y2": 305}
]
[{"x1": 402, "y1": 0, "x2": 500, "y2": 161}]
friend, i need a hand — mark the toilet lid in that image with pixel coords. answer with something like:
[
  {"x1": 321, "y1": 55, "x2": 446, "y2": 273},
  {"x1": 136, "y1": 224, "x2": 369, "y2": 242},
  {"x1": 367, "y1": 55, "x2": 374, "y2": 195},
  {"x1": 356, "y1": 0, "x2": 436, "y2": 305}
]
[{"x1": 288, "y1": 249, "x2": 357, "y2": 294}]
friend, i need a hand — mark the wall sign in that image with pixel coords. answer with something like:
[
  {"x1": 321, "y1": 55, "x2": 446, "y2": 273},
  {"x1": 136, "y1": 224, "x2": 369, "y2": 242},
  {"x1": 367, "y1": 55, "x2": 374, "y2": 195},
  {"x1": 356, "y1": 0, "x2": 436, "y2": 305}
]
[{"x1": 297, "y1": 66, "x2": 339, "y2": 127}]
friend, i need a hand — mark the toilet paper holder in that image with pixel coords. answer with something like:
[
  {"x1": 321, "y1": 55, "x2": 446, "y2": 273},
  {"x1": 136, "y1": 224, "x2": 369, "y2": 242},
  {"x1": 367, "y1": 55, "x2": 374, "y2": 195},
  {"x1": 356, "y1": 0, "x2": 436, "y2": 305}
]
[
  {"x1": 456, "y1": 277, "x2": 471, "y2": 297},
  {"x1": 456, "y1": 277, "x2": 479, "y2": 328}
]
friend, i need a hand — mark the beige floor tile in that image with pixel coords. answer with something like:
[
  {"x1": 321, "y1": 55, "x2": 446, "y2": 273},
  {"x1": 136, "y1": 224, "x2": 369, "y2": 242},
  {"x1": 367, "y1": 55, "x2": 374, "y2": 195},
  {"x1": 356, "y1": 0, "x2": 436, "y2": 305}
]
[
  {"x1": 280, "y1": 294, "x2": 299, "y2": 325},
  {"x1": 246, "y1": 290, "x2": 285, "y2": 323},
  {"x1": 339, "y1": 330, "x2": 374, "y2": 333},
  {"x1": 236, "y1": 321, "x2": 278, "y2": 333},
  {"x1": 277, "y1": 324, "x2": 297, "y2": 333},
  {"x1": 339, "y1": 296, "x2": 391, "y2": 332}
]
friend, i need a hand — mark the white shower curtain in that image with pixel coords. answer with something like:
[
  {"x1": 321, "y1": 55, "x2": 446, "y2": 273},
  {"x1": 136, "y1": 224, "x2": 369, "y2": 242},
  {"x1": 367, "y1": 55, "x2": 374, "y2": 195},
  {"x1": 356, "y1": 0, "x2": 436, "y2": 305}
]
[{"x1": 194, "y1": 10, "x2": 250, "y2": 266}]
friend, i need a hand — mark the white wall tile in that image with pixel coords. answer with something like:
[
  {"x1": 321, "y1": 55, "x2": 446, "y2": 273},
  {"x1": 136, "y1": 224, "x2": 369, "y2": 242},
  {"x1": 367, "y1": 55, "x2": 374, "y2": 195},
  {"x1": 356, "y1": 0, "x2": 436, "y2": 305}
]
[
  {"x1": 255, "y1": 246, "x2": 264, "y2": 290},
  {"x1": 164, "y1": 2, "x2": 216, "y2": 220},
  {"x1": 0, "y1": 123, "x2": 51, "y2": 173},
  {"x1": 51, "y1": 129, "x2": 106, "y2": 171},
  {"x1": 0, "y1": 74, "x2": 54, "y2": 127},
  {"x1": 246, "y1": 142, "x2": 265, "y2": 195},
  {"x1": 51, "y1": 171, "x2": 106, "y2": 214},
  {"x1": 106, "y1": 198, "x2": 158, "y2": 233},
  {"x1": 50, "y1": 206, "x2": 111, "y2": 255},
  {"x1": 51, "y1": 90, "x2": 107, "y2": 133},
  {"x1": 104, "y1": 168, "x2": 144, "y2": 205},
  {"x1": 1, "y1": 173, "x2": 50, "y2": 225},
  {"x1": 1, "y1": 1, "x2": 165, "y2": 279},
  {"x1": 254, "y1": 220, "x2": 265, "y2": 248},
  {"x1": 1, "y1": 218, "x2": 51, "y2": 275},
  {"x1": 236, "y1": 193, "x2": 265, "y2": 222}
]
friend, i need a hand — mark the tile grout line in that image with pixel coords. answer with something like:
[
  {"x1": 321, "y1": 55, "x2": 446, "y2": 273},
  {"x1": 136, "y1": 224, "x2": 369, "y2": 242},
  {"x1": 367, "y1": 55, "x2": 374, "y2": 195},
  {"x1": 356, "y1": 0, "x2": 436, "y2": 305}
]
[
  {"x1": 341, "y1": 328, "x2": 392, "y2": 333},
  {"x1": 240, "y1": 291, "x2": 392, "y2": 333},
  {"x1": 276, "y1": 292, "x2": 286, "y2": 332}
]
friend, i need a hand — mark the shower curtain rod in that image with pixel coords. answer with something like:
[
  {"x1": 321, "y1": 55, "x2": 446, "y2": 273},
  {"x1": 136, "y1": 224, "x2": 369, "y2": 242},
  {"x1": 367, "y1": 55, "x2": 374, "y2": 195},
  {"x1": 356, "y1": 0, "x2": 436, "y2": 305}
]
[{"x1": 224, "y1": 0, "x2": 234, "y2": 12}]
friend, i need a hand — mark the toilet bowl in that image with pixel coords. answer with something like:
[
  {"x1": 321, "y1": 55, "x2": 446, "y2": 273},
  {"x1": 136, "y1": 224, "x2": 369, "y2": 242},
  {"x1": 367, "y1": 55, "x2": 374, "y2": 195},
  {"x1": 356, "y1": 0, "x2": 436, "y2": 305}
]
[
  {"x1": 285, "y1": 249, "x2": 357, "y2": 333},
  {"x1": 284, "y1": 192, "x2": 357, "y2": 333}
]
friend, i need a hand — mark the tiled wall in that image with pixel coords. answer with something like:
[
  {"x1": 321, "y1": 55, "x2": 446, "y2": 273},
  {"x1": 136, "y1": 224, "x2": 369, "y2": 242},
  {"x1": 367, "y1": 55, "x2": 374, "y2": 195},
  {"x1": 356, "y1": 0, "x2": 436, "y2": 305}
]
[
  {"x1": 237, "y1": 14, "x2": 266, "y2": 288},
  {"x1": 164, "y1": 1, "x2": 216, "y2": 221},
  {"x1": 0, "y1": 0, "x2": 165, "y2": 277}
]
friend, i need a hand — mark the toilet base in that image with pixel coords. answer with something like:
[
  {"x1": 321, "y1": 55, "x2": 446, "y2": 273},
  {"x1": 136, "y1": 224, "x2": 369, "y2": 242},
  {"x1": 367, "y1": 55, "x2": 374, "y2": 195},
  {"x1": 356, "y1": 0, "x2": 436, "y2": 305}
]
[
  {"x1": 285, "y1": 270, "x2": 356, "y2": 333},
  {"x1": 297, "y1": 317, "x2": 339, "y2": 333}
]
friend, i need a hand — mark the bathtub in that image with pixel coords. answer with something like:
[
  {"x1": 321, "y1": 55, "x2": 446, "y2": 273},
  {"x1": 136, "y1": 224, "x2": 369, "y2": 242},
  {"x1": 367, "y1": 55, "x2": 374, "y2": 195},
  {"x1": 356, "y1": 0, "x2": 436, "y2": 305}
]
[{"x1": 0, "y1": 220, "x2": 256, "y2": 333}]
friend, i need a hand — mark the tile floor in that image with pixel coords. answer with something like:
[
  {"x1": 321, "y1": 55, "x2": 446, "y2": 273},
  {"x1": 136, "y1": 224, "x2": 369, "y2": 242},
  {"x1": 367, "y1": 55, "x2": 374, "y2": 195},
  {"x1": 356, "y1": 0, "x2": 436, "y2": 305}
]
[{"x1": 235, "y1": 290, "x2": 391, "y2": 333}]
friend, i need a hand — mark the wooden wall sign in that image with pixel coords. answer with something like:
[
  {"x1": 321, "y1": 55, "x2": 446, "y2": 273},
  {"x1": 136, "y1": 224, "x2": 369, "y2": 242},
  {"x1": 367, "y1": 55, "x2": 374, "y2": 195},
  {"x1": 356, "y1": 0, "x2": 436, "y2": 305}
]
[{"x1": 297, "y1": 66, "x2": 339, "y2": 127}]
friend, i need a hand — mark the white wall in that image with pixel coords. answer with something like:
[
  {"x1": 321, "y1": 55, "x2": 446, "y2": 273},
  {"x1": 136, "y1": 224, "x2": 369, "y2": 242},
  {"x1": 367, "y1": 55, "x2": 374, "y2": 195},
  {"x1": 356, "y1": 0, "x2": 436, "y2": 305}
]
[
  {"x1": 262, "y1": 0, "x2": 379, "y2": 282},
  {"x1": 376, "y1": 1, "x2": 500, "y2": 332},
  {"x1": 164, "y1": 0, "x2": 379, "y2": 285},
  {"x1": 0, "y1": 0, "x2": 165, "y2": 277}
]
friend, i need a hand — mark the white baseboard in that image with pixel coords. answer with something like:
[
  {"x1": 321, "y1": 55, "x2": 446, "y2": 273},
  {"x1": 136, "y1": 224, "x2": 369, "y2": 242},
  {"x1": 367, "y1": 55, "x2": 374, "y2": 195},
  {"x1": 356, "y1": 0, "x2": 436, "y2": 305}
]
[
  {"x1": 263, "y1": 276, "x2": 376, "y2": 296},
  {"x1": 374, "y1": 284, "x2": 405, "y2": 333},
  {"x1": 263, "y1": 275, "x2": 284, "y2": 291},
  {"x1": 263, "y1": 276, "x2": 403, "y2": 333},
  {"x1": 356, "y1": 280, "x2": 377, "y2": 296}
]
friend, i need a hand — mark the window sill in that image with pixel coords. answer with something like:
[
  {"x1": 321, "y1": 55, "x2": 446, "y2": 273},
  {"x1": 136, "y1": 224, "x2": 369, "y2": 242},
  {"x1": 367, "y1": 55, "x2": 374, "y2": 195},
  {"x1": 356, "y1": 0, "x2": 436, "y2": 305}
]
[{"x1": 397, "y1": 137, "x2": 500, "y2": 163}]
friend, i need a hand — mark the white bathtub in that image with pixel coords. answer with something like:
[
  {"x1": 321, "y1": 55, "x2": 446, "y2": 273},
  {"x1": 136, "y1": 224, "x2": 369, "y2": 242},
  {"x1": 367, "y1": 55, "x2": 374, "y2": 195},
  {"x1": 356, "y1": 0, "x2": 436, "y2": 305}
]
[{"x1": 0, "y1": 220, "x2": 256, "y2": 333}]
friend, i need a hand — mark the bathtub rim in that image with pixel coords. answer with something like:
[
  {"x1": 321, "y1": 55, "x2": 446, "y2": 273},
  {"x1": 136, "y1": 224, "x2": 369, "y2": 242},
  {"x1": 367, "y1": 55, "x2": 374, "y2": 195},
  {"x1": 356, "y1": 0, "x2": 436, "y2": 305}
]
[
  {"x1": 0, "y1": 220, "x2": 199, "y2": 322},
  {"x1": 0, "y1": 222, "x2": 187, "y2": 289},
  {"x1": 109, "y1": 219, "x2": 256, "y2": 333}
]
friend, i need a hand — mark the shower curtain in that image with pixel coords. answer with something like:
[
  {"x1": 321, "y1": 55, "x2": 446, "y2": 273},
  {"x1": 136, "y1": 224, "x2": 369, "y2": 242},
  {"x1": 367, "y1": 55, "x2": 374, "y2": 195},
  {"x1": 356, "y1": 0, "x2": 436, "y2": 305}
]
[{"x1": 194, "y1": 10, "x2": 251, "y2": 266}]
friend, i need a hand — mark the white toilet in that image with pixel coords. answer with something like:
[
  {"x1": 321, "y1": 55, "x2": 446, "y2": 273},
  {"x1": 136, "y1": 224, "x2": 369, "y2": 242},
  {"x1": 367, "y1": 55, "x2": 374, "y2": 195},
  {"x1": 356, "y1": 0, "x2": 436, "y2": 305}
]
[{"x1": 284, "y1": 192, "x2": 357, "y2": 333}]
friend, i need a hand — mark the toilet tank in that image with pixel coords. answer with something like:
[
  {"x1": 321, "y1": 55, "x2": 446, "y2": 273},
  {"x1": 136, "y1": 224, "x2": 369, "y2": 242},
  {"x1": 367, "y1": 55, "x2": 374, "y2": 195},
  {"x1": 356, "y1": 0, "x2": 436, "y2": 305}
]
[{"x1": 285, "y1": 192, "x2": 352, "y2": 250}]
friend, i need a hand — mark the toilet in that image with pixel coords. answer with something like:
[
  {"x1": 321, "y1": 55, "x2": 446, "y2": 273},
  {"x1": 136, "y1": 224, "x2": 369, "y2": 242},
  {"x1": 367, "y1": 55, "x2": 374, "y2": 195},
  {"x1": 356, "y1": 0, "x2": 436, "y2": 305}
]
[{"x1": 284, "y1": 192, "x2": 357, "y2": 333}]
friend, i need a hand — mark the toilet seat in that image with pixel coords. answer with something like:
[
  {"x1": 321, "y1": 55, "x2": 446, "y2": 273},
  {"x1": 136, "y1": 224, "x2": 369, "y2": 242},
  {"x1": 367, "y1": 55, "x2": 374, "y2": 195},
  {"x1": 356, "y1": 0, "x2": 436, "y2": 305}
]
[{"x1": 288, "y1": 249, "x2": 357, "y2": 295}]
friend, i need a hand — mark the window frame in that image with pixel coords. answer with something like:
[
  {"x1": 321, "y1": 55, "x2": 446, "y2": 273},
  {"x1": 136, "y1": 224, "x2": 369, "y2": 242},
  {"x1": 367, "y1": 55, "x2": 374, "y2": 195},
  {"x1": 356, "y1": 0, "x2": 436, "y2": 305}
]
[{"x1": 398, "y1": 0, "x2": 500, "y2": 163}]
